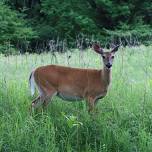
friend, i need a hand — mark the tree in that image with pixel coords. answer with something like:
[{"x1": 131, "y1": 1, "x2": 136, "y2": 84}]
[
  {"x1": 1, "y1": 0, "x2": 152, "y2": 53},
  {"x1": 0, "y1": 2, "x2": 36, "y2": 54}
]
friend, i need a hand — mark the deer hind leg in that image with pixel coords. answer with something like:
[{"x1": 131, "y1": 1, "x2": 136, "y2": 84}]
[
  {"x1": 31, "y1": 86, "x2": 57, "y2": 107},
  {"x1": 30, "y1": 85, "x2": 45, "y2": 109},
  {"x1": 42, "y1": 89, "x2": 57, "y2": 108},
  {"x1": 30, "y1": 91, "x2": 57, "y2": 114},
  {"x1": 31, "y1": 95, "x2": 46, "y2": 108},
  {"x1": 29, "y1": 95, "x2": 44, "y2": 113}
]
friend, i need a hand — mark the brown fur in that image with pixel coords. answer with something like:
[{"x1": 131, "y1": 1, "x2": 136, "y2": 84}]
[{"x1": 30, "y1": 44, "x2": 119, "y2": 112}]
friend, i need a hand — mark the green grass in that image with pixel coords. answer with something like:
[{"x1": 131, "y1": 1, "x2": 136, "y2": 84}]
[{"x1": 0, "y1": 46, "x2": 152, "y2": 152}]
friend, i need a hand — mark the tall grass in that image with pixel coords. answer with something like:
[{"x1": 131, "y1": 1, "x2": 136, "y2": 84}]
[{"x1": 0, "y1": 46, "x2": 152, "y2": 152}]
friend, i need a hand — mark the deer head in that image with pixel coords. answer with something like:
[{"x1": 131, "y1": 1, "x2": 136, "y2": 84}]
[{"x1": 93, "y1": 44, "x2": 120, "y2": 69}]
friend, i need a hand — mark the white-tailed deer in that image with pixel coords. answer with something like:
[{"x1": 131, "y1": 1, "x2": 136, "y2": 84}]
[{"x1": 29, "y1": 44, "x2": 119, "y2": 112}]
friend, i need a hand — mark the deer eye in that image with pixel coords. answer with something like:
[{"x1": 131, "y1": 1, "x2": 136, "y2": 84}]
[
  {"x1": 102, "y1": 56, "x2": 106, "y2": 59},
  {"x1": 111, "y1": 56, "x2": 114, "y2": 59}
]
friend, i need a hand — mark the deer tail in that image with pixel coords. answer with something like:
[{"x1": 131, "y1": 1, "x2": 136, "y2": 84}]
[{"x1": 29, "y1": 71, "x2": 35, "y2": 96}]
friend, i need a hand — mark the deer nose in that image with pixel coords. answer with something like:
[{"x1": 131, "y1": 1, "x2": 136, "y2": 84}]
[{"x1": 106, "y1": 63, "x2": 112, "y2": 68}]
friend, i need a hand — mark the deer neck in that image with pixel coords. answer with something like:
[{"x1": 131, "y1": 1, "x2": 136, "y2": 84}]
[{"x1": 101, "y1": 66, "x2": 112, "y2": 87}]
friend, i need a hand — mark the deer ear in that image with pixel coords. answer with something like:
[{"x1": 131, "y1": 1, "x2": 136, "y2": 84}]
[
  {"x1": 111, "y1": 45, "x2": 120, "y2": 53},
  {"x1": 93, "y1": 44, "x2": 104, "y2": 54}
]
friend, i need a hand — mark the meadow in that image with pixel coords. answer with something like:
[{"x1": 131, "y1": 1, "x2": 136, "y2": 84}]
[{"x1": 0, "y1": 46, "x2": 152, "y2": 152}]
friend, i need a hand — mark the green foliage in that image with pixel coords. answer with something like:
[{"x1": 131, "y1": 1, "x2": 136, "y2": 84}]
[
  {"x1": 0, "y1": 2, "x2": 36, "y2": 54},
  {"x1": 0, "y1": 46, "x2": 152, "y2": 151},
  {"x1": 35, "y1": 0, "x2": 99, "y2": 40},
  {"x1": 62, "y1": 112, "x2": 83, "y2": 128},
  {"x1": 94, "y1": 0, "x2": 152, "y2": 45},
  {"x1": 1, "y1": 0, "x2": 152, "y2": 53},
  {"x1": 105, "y1": 22, "x2": 152, "y2": 45}
]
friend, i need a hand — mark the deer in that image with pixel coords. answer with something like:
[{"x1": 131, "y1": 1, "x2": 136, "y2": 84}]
[{"x1": 29, "y1": 44, "x2": 120, "y2": 112}]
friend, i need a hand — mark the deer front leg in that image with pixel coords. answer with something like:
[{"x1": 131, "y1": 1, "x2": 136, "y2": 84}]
[{"x1": 87, "y1": 96, "x2": 96, "y2": 113}]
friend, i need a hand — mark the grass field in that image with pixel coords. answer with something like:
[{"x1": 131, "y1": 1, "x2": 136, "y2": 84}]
[{"x1": 0, "y1": 46, "x2": 152, "y2": 152}]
